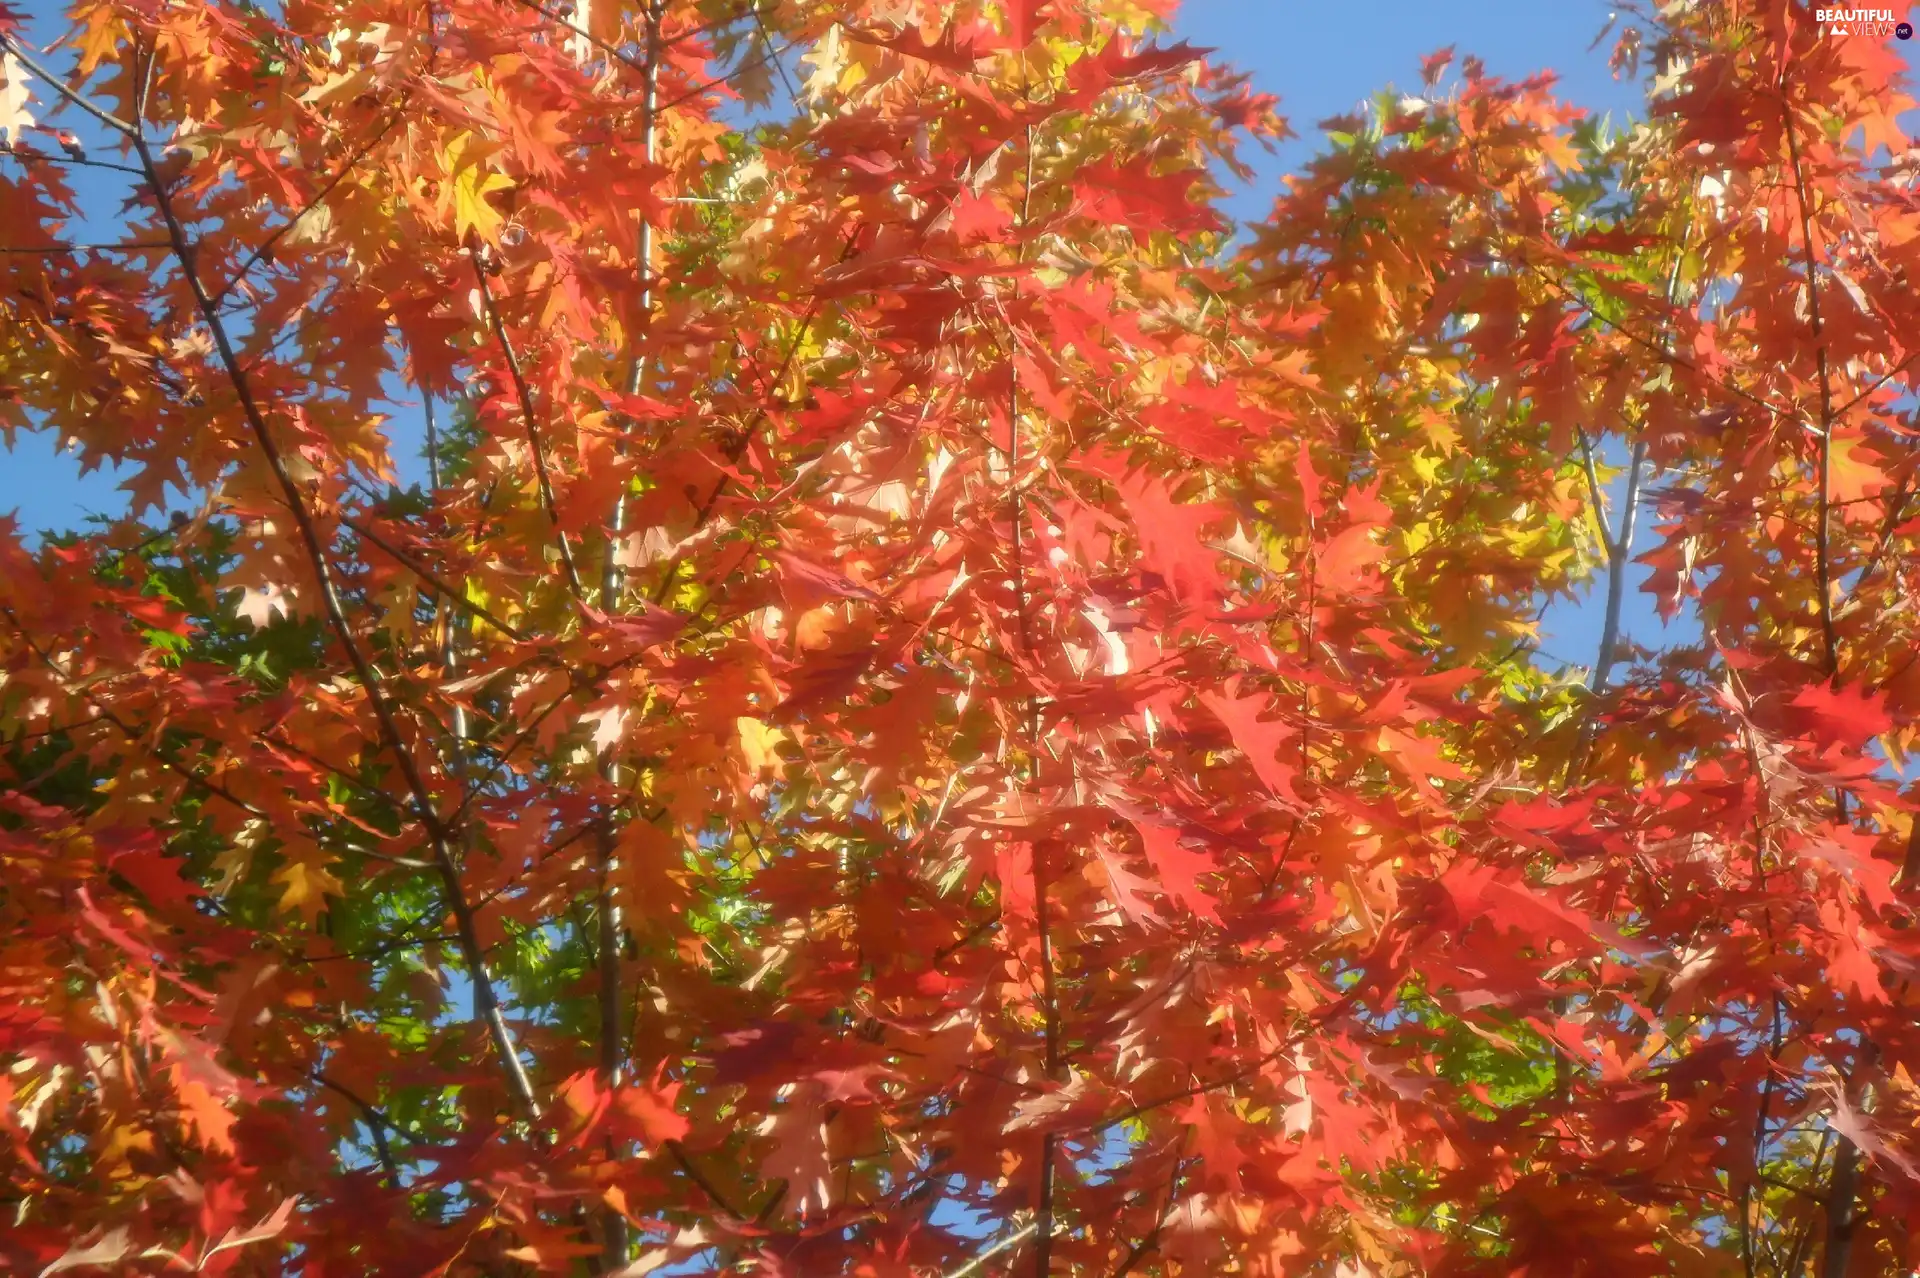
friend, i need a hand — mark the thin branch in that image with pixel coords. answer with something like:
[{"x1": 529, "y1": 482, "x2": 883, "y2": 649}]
[
  {"x1": 0, "y1": 240, "x2": 171, "y2": 253},
  {"x1": 1575, "y1": 425, "x2": 1611, "y2": 547},
  {"x1": 1088, "y1": 1035, "x2": 1302, "y2": 1136},
  {"x1": 1003, "y1": 117, "x2": 1059, "y2": 1278},
  {"x1": 340, "y1": 512, "x2": 529, "y2": 641},
  {"x1": 313, "y1": 1072, "x2": 402, "y2": 1179},
  {"x1": 1513, "y1": 251, "x2": 1794, "y2": 424},
  {"x1": 470, "y1": 244, "x2": 586, "y2": 598},
  {"x1": 0, "y1": 33, "x2": 136, "y2": 135},
  {"x1": 1840, "y1": 474, "x2": 1913, "y2": 608},
  {"x1": 654, "y1": 35, "x2": 802, "y2": 116},
  {"x1": 594, "y1": 6, "x2": 665, "y2": 1269},
  {"x1": 1565, "y1": 213, "x2": 1691, "y2": 792},
  {"x1": 647, "y1": 222, "x2": 865, "y2": 606},
  {"x1": 1111, "y1": 1148, "x2": 1189, "y2": 1278},
  {"x1": 508, "y1": 0, "x2": 781, "y2": 80},
  {"x1": 0, "y1": 142, "x2": 144, "y2": 174},
  {"x1": 1783, "y1": 75, "x2": 1867, "y2": 1276},
  {"x1": 1780, "y1": 1127, "x2": 1836, "y2": 1277},
  {"x1": 208, "y1": 107, "x2": 408, "y2": 308},
  {"x1": 2, "y1": 604, "x2": 267, "y2": 822},
  {"x1": 1592, "y1": 438, "x2": 1646, "y2": 693},
  {"x1": 1743, "y1": 984, "x2": 1787, "y2": 1276},
  {"x1": 127, "y1": 70, "x2": 540, "y2": 1121},
  {"x1": 664, "y1": 1139, "x2": 749, "y2": 1220},
  {"x1": 443, "y1": 653, "x2": 646, "y2": 833},
  {"x1": 1784, "y1": 92, "x2": 1840, "y2": 679},
  {"x1": 1821, "y1": 1120, "x2": 1863, "y2": 1278},
  {"x1": 1759, "y1": 1173, "x2": 1829, "y2": 1206},
  {"x1": 945, "y1": 1218, "x2": 1041, "y2": 1278},
  {"x1": 1903, "y1": 806, "x2": 1920, "y2": 892},
  {"x1": 929, "y1": 912, "x2": 1002, "y2": 966},
  {"x1": 1834, "y1": 348, "x2": 1919, "y2": 416},
  {"x1": 750, "y1": 2, "x2": 800, "y2": 105}
]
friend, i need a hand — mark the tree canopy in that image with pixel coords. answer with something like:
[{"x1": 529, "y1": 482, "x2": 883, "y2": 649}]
[{"x1": 4, "y1": 0, "x2": 1920, "y2": 1274}]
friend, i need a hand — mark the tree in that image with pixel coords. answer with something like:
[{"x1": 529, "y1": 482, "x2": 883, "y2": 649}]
[{"x1": 2, "y1": 0, "x2": 1919, "y2": 1272}]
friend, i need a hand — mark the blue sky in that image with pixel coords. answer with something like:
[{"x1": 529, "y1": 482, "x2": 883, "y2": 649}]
[
  {"x1": 5, "y1": 0, "x2": 1918, "y2": 673},
  {"x1": 1179, "y1": 0, "x2": 1657, "y2": 671}
]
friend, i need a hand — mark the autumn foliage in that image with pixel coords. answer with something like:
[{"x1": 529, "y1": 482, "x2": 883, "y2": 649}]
[{"x1": 4, "y1": 0, "x2": 1920, "y2": 1272}]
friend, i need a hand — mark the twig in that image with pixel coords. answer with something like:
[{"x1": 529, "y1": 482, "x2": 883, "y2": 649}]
[
  {"x1": 508, "y1": 0, "x2": 781, "y2": 81},
  {"x1": 1111, "y1": 1148, "x2": 1189, "y2": 1278},
  {"x1": 470, "y1": 244, "x2": 586, "y2": 598},
  {"x1": 1512, "y1": 251, "x2": 1793, "y2": 424},
  {"x1": 1088, "y1": 1034, "x2": 1303, "y2": 1136},
  {"x1": 208, "y1": 107, "x2": 408, "y2": 307},
  {"x1": 0, "y1": 33, "x2": 136, "y2": 134},
  {"x1": 1575, "y1": 425, "x2": 1610, "y2": 544},
  {"x1": 2, "y1": 604, "x2": 266, "y2": 823},
  {"x1": 1002, "y1": 117, "x2": 1060, "y2": 1278},
  {"x1": 664, "y1": 1139, "x2": 748, "y2": 1219},
  {"x1": 647, "y1": 222, "x2": 865, "y2": 606},
  {"x1": 1783, "y1": 92, "x2": 1839, "y2": 678},
  {"x1": 0, "y1": 142, "x2": 143, "y2": 174},
  {"x1": 313, "y1": 1072, "x2": 402, "y2": 1178},
  {"x1": 1841, "y1": 475, "x2": 1913, "y2": 608},
  {"x1": 0, "y1": 240, "x2": 171, "y2": 253},
  {"x1": 340, "y1": 512, "x2": 529, "y2": 641},
  {"x1": 128, "y1": 54, "x2": 541, "y2": 1121},
  {"x1": 944, "y1": 1218, "x2": 1042, "y2": 1278}
]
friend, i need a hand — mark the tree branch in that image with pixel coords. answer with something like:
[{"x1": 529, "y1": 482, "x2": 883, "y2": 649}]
[
  {"x1": 470, "y1": 244, "x2": 586, "y2": 599},
  {"x1": 1784, "y1": 93, "x2": 1840, "y2": 680},
  {"x1": 945, "y1": 1218, "x2": 1041, "y2": 1278},
  {"x1": 340, "y1": 511, "x2": 529, "y2": 641},
  {"x1": 593, "y1": 5, "x2": 665, "y2": 1268},
  {"x1": 208, "y1": 106, "x2": 408, "y2": 308},
  {"x1": 127, "y1": 66, "x2": 540, "y2": 1121},
  {"x1": 1783, "y1": 77, "x2": 1868, "y2": 1278},
  {"x1": 313, "y1": 1071, "x2": 402, "y2": 1179},
  {"x1": 0, "y1": 32, "x2": 135, "y2": 135}
]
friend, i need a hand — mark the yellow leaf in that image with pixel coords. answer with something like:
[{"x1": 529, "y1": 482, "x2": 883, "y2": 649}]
[
  {"x1": 1829, "y1": 428, "x2": 1883, "y2": 506},
  {"x1": 271, "y1": 857, "x2": 343, "y2": 920},
  {"x1": 69, "y1": 3, "x2": 124, "y2": 75},
  {"x1": 737, "y1": 716, "x2": 787, "y2": 774},
  {"x1": 442, "y1": 131, "x2": 515, "y2": 245}
]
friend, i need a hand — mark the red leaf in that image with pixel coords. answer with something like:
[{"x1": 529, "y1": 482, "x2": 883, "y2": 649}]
[
  {"x1": 1317, "y1": 524, "x2": 1380, "y2": 594},
  {"x1": 771, "y1": 548, "x2": 883, "y2": 608},
  {"x1": 77, "y1": 886, "x2": 154, "y2": 967},
  {"x1": 1095, "y1": 849, "x2": 1163, "y2": 927},
  {"x1": 611, "y1": 1078, "x2": 690, "y2": 1146},
  {"x1": 1199, "y1": 686, "x2": 1306, "y2": 806},
  {"x1": 948, "y1": 187, "x2": 1012, "y2": 244},
  {"x1": 1073, "y1": 159, "x2": 1223, "y2": 235},
  {"x1": 849, "y1": 21, "x2": 999, "y2": 72},
  {"x1": 1788, "y1": 680, "x2": 1893, "y2": 745},
  {"x1": 109, "y1": 849, "x2": 201, "y2": 912},
  {"x1": 775, "y1": 639, "x2": 887, "y2": 718},
  {"x1": 1129, "y1": 815, "x2": 1221, "y2": 922},
  {"x1": 1077, "y1": 452, "x2": 1229, "y2": 606}
]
